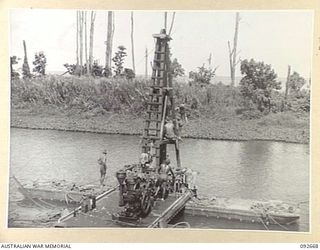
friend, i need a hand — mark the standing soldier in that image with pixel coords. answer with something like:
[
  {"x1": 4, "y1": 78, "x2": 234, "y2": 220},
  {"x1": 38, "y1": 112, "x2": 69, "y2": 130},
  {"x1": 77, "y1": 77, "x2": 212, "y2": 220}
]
[{"x1": 98, "y1": 150, "x2": 108, "y2": 186}]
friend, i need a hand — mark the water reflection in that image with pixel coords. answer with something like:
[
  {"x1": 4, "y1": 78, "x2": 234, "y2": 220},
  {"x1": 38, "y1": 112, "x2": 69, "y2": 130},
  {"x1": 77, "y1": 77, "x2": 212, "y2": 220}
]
[{"x1": 237, "y1": 141, "x2": 272, "y2": 200}]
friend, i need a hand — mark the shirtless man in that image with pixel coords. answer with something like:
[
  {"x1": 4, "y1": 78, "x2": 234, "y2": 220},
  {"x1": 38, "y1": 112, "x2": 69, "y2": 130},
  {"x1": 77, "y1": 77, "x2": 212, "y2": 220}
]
[
  {"x1": 98, "y1": 150, "x2": 107, "y2": 186},
  {"x1": 156, "y1": 159, "x2": 175, "y2": 200}
]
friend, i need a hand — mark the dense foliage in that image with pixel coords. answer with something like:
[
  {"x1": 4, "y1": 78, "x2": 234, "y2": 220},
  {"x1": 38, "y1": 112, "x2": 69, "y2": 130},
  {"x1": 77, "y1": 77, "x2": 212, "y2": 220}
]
[
  {"x1": 286, "y1": 71, "x2": 310, "y2": 112},
  {"x1": 288, "y1": 71, "x2": 306, "y2": 94},
  {"x1": 171, "y1": 58, "x2": 185, "y2": 78},
  {"x1": 189, "y1": 65, "x2": 216, "y2": 86},
  {"x1": 10, "y1": 56, "x2": 20, "y2": 79},
  {"x1": 112, "y1": 46, "x2": 127, "y2": 77},
  {"x1": 239, "y1": 59, "x2": 281, "y2": 112},
  {"x1": 32, "y1": 52, "x2": 47, "y2": 76}
]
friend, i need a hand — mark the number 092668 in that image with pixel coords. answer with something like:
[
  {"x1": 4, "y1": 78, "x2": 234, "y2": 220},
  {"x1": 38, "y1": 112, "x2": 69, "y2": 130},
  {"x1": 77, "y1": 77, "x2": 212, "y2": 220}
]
[{"x1": 300, "y1": 244, "x2": 319, "y2": 248}]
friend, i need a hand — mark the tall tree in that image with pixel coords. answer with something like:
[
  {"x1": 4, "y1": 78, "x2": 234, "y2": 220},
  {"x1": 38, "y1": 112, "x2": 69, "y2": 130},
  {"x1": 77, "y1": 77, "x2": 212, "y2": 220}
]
[
  {"x1": 89, "y1": 11, "x2": 96, "y2": 73},
  {"x1": 84, "y1": 11, "x2": 89, "y2": 74},
  {"x1": 228, "y1": 12, "x2": 241, "y2": 86},
  {"x1": 282, "y1": 65, "x2": 291, "y2": 111},
  {"x1": 239, "y1": 59, "x2": 281, "y2": 112},
  {"x1": 288, "y1": 71, "x2": 306, "y2": 94},
  {"x1": 164, "y1": 12, "x2": 167, "y2": 31},
  {"x1": 130, "y1": 12, "x2": 135, "y2": 74},
  {"x1": 112, "y1": 45, "x2": 127, "y2": 76},
  {"x1": 22, "y1": 40, "x2": 31, "y2": 78},
  {"x1": 111, "y1": 13, "x2": 115, "y2": 67},
  {"x1": 79, "y1": 11, "x2": 84, "y2": 75},
  {"x1": 105, "y1": 11, "x2": 114, "y2": 76},
  {"x1": 145, "y1": 47, "x2": 148, "y2": 78},
  {"x1": 76, "y1": 11, "x2": 79, "y2": 66},
  {"x1": 32, "y1": 51, "x2": 47, "y2": 76}
]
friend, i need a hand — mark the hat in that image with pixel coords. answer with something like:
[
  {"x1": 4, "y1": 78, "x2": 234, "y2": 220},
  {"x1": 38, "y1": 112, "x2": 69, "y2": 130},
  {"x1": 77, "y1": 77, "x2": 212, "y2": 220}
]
[{"x1": 103, "y1": 150, "x2": 107, "y2": 155}]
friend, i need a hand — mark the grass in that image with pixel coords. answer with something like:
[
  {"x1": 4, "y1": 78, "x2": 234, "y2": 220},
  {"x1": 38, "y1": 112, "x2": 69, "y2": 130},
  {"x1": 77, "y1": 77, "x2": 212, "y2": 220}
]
[{"x1": 10, "y1": 75, "x2": 310, "y2": 144}]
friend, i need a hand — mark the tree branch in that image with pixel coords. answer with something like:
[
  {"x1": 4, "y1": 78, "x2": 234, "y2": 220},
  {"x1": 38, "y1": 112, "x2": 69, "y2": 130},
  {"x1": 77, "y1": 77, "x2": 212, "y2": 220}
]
[
  {"x1": 213, "y1": 65, "x2": 219, "y2": 73},
  {"x1": 228, "y1": 41, "x2": 232, "y2": 56},
  {"x1": 235, "y1": 58, "x2": 241, "y2": 66}
]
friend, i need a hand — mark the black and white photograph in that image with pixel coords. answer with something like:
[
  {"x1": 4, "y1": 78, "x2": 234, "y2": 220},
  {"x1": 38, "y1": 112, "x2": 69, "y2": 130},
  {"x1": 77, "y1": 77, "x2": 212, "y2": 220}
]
[{"x1": 8, "y1": 9, "x2": 312, "y2": 231}]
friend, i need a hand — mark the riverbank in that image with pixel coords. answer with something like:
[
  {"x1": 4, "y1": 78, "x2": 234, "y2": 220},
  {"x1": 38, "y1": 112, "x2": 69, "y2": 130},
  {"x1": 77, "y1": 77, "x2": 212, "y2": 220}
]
[{"x1": 11, "y1": 105, "x2": 309, "y2": 144}]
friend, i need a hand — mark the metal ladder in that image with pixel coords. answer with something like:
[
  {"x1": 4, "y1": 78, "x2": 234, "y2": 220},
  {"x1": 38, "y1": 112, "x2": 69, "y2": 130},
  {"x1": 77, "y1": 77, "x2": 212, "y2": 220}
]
[{"x1": 141, "y1": 29, "x2": 181, "y2": 169}]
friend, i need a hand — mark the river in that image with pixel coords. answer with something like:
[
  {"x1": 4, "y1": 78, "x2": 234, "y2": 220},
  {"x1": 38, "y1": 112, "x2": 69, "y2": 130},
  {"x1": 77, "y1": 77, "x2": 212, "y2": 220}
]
[{"x1": 8, "y1": 128, "x2": 310, "y2": 231}]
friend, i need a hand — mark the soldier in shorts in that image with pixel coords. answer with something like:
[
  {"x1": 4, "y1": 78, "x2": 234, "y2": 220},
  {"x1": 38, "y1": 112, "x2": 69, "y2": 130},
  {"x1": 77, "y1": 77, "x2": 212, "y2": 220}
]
[{"x1": 98, "y1": 150, "x2": 107, "y2": 186}]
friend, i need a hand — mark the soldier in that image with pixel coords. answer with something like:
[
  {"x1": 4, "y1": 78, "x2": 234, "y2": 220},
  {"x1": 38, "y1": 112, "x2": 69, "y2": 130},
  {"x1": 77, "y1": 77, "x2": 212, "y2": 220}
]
[{"x1": 98, "y1": 150, "x2": 108, "y2": 186}]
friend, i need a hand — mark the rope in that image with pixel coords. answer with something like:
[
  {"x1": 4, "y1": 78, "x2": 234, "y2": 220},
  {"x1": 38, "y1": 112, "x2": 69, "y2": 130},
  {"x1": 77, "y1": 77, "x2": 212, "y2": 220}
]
[
  {"x1": 250, "y1": 209, "x2": 269, "y2": 230},
  {"x1": 257, "y1": 217, "x2": 269, "y2": 230},
  {"x1": 268, "y1": 215, "x2": 289, "y2": 231},
  {"x1": 251, "y1": 208, "x2": 290, "y2": 231},
  {"x1": 37, "y1": 198, "x2": 57, "y2": 209},
  {"x1": 65, "y1": 192, "x2": 84, "y2": 203}
]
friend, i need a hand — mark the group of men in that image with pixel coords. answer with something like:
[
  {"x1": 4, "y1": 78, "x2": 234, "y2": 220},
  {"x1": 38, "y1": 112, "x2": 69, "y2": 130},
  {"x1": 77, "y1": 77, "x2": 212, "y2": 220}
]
[
  {"x1": 96, "y1": 103, "x2": 190, "y2": 189},
  {"x1": 139, "y1": 151, "x2": 175, "y2": 200},
  {"x1": 98, "y1": 147, "x2": 197, "y2": 201},
  {"x1": 164, "y1": 104, "x2": 188, "y2": 140}
]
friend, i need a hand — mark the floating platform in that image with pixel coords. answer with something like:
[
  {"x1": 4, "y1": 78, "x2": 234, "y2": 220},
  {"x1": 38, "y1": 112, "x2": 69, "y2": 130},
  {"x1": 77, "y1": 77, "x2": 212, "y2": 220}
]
[
  {"x1": 185, "y1": 197, "x2": 300, "y2": 225},
  {"x1": 55, "y1": 189, "x2": 192, "y2": 228},
  {"x1": 13, "y1": 175, "x2": 111, "y2": 205},
  {"x1": 13, "y1": 176, "x2": 299, "y2": 228}
]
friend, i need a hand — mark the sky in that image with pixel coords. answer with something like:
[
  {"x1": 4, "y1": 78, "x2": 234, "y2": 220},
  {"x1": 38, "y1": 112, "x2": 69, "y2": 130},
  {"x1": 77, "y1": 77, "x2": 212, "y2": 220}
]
[{"x1": 10, "y1": 9, "x2": 314, "y2": 79}]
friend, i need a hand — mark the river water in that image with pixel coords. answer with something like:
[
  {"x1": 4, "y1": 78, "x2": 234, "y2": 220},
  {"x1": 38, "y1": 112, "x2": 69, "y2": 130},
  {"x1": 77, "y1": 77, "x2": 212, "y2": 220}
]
[{"x1": 8, "y1": 128, "x2": 310, "y2": 231}]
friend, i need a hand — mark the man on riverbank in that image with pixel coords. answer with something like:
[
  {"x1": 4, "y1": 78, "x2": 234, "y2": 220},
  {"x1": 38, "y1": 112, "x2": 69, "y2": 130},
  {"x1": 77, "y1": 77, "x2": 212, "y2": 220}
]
[{"x1": 98, "y1": 150, "x2": 107, "y2": 187}]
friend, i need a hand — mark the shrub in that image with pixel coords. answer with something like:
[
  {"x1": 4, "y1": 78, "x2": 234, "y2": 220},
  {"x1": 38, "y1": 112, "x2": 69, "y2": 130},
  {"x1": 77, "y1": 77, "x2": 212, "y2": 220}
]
[
  {"x1": 10, "y1": 56, "x2": 20, "y2": 79},
  {"x1": 289, "y1": 71, "x2": 306, "y2": 94},
  {"x1": 240, "y1": 109, "x2": 263, "y2": 120},
  {"x1": 32, "y1": 51, "x2": 47, "y2": 76},
  {"x1": 112, "y1": 46, "x2": 127, "y2": 77},
  {"x1": 171, "y1": 58, "x2": 185, "y2": 78},
  {"x1": 189, "y1": 65, "x2": 216, "y2": 86},
  {"x1": 239, "y1": 59, "x2": 281, "y2": 112}
]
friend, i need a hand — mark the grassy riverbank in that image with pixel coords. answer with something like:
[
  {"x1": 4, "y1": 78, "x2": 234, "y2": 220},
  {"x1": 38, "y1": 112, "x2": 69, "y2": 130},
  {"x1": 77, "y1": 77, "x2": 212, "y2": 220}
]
[
  {"x1": 11, "y1": 105, "x2": 309, "y2": 144},
  {"x1": 11, "y1": 76, "x2": 310, "y2": 144}
]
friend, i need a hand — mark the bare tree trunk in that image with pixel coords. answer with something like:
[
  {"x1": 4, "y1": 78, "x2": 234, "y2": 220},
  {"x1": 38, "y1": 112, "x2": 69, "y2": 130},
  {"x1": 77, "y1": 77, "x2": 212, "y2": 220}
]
[
  {"x1": 145, "y1": 47, "x2": 148, "y2": 78},
  {"x1": 208, "y1": 52, "x2": 212, "y2": 68},
  {"x1": 22, "y1": 40, "x2": 31, "y2": 78},
  {"x1": 231, "y1": 12, "x2": 240, "y2": 85},
  {"x1": 283, "y1": 65, "x2": 291, "y2": 111},
  {"x1": 84, "y1": 11, "x2": 90, "y2": 75},
  {"x1": 110, "y1": 13, "x2": 115, "y2": 67},
  {"x1": 228, "y1": 12, "x2": 240, "y2": 86},
  {"x1": 80, "y1": 11, "x2": 85, "y2": 75},
  {"x1": 105, "y1": 11, "x2": 113, "y2": 75},
  {"x1": 164, "y1": 12, "x2": 167, "y2": 31},
  {"x1": 76, "y1": 11, "x2": 79, "y2": 65},
  {"x1": 89, "y1": 11, "x2": 96, "y2": 73},
  {"x1": 131, "y1": 12, "x2": 135, "y2": 73}
]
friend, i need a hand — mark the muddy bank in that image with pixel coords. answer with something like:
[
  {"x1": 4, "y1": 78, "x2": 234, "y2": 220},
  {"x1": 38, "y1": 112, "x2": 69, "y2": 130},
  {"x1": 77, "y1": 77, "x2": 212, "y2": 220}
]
[{"x1": 11, "y1": 106, "x2": 309, "y2": 144}]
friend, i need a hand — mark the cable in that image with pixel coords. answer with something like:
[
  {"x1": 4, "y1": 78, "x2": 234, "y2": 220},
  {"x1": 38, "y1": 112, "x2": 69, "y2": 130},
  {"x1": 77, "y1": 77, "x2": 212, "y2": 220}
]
[
  {"x1": 257, "y1": 217, "x2": 269, "y2": 230},
  {"x1": 268, "y1": 215, "x2": 289, "y2": 231},
  {"x1": 251, "y1": 208, "x2": 269, "y2": 230}
]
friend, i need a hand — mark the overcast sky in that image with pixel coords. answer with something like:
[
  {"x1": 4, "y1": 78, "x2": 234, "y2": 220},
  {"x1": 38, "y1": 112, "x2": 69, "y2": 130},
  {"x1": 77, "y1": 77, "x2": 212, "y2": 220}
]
[{"x1": 10, "y1": 9, "x2": 313, "y2": 79}]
